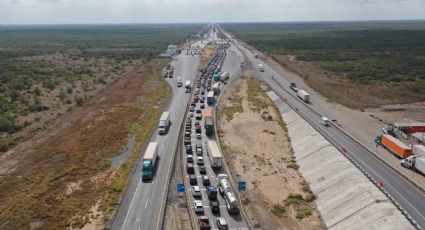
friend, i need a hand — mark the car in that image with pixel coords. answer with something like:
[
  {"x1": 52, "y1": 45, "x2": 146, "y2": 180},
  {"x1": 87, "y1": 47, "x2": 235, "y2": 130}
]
[
  {"x1": 195, "y1": 114, "x2": 202, "y2": 120},
  {"x1": 186, "y1": 145, "x2": 193, "y2": 153},
  {"x1": 197, "y1": 156, "x2": 204, "y2": 165},
  {"x1": 187, "y1": 163, "x2": 194, "y2": 174},
  {"x1": 187, "y1": 155, "x2": 194, "y2": 163},
  {"x1": 202, "y1": 175, "x2": 210, "y2": 185},
  {"x1": 197, "y1": 133, "x2": 202, "y2": 139},
  {"x1": 190, "y1": 107, "x2": 195, "y2": 112},
  {"x1": 200, "y1": 104, "x2": 205, "y2": 109},
  {"x1": 194, "y1": 200, "x2": 204, "y2": 213},
  {"x1": 199, "y1": 166, "x2": 207, "y2": 175},
  {"x1": 190, "y1": 112, "x2": 194, "y2": 117},
  {"x1": 216, "y1": 218, "x2": 228, "y2": 230},
  {"x1": 192, "y1": 186, "x2": 202, "y2": 198},
  {"x1": 210, "y1": 200, "x2": 220, "y2": 214},
  {"x1": 196, "y1": 109, "x2": 202, "y2": 114},
  {"x1": 196, "y1": 145, "x2": 203, "y2": 154},
  {"x1": 198, "y1": 216, "x2": 211, "y2": 230},
  {"x1": 190, "y1": 174, "x2": 197, "y2": 185},
  {"x1": 321, "y1": 117, "x2": 331, "y2": 126}
]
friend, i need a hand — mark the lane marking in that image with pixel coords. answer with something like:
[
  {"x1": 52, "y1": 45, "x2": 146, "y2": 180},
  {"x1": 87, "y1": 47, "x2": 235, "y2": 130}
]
[
  {"x1": 121, "y1": 177, "x2": 142, "y2": 230},
  {"x1": 145, "y1": 198, "x2": 149, "y2": 209}
]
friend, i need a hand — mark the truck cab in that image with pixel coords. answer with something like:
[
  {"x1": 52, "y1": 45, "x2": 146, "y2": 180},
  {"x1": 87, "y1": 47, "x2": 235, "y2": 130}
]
[
  {"x1": 258, "y1": 64, "x2": 264, "y2": 72},
  {"x1": 142, "y1": 160, "x2": 154, "y2": 180}
]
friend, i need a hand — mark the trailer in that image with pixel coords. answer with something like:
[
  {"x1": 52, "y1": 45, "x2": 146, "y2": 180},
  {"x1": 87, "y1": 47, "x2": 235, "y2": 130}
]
[
  {"x1": 141, "y1": 142, "x2": 158, "y2": 180},
  {"x1": 207, "y1": 91, "x2": 215, "y2": 105},
  {"x1": 207, "y1": 140, "x2": 223, "y2": 168},
  {"x1": 297, "y1": 90, "x2": 310, "y2": 103},
  {"x1": 217, "y1": 174, "x2": 240, "y2": 214},
  {"x1": 204, "y1": 108, "x2": 214, "y2": 136},
  {"x1": 158, "y1": 111, "x2": 170, "y2": 135},
  {"x1": 212, "y1": 82, "x2": 220, "y2": 95},
  {"x1": 376, "y1": 134, "x2": 412, "y2": 158}
]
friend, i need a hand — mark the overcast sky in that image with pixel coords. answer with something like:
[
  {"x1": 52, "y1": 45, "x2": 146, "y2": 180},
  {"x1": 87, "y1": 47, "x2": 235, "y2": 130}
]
[{"x1": 1, "y1": 0, "x2": 424, "y2": 24}]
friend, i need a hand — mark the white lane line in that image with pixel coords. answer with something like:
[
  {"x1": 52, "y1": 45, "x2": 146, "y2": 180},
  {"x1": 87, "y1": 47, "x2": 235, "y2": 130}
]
[
  {"x1": 145, "y1": 198, "x2": 149, "y2": 209},
  {"x1": 121, "y1": 177, "x2": 142, "y2": 230}
]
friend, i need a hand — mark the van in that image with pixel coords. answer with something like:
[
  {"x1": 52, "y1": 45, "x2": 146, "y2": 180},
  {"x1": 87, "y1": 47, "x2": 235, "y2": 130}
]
[
  {"x1": 258, "y1": 64, "x2": 264, "y2": 72},
  {"x1": 321, "y1": 117, "x2": 331, "y2": 126}
]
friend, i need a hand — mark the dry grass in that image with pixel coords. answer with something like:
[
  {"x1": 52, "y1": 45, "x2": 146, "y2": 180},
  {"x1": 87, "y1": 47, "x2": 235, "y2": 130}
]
[
  {"x1": 0, "y1": 59, "x2": 170, "y2": 229},
  {"x1": 199, "y1": 43, "x2": 215, "y2": 70}
]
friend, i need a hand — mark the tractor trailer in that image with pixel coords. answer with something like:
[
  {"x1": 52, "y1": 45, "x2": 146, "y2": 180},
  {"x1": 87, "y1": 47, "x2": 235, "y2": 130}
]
[
  {"x1": 217, "y1": 174, "x2": 240, "y2": 214},
  {"x1": 207, "y1": 140, "x2": 223, "y2": 168},
  {"x1": 297, "y1": 90, "x2": 310, "y2": 103},
  {"x1": 375, "y1": 134, "x2": 412, "y2": 158},
  {"x1": 142, "y1": 142, "x2": 158, "y2": 180},
  {"x1": 158, "y1": 111, "x2": 170, "y2": 135},
  {"x1": 204, "y1": 108, "x2": 214, "y2": 136},
  {"x1": 401, "y1": 145, "x2": 425, "y2": 174}
]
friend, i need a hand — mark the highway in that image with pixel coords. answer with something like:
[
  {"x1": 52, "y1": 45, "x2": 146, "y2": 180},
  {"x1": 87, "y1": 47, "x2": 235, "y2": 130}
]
[
  {"x1": 222, "y1": 27, "x2": 425, "y2": 229},
  {"x1": 181, "y1": 33, "x2": 249, "y2": 230},
  {"x1": 111, "y1": 44, "x2": 203, "y2": 230}
]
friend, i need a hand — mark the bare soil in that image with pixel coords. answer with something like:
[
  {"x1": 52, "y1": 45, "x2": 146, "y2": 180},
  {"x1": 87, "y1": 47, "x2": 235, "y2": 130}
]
[
  {"x1": 0, "y1": 59, "x2": 170, "y2": 229},
  {"x1": 217, "y1": 69, "x2": 323, "y2": 230},
  {"x1": 199, "y1": 44, "x2": 215, "y2": 70}
]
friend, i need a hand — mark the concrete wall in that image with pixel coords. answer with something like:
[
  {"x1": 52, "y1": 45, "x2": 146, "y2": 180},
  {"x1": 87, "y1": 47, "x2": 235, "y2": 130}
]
[{"x1": 267, "y1": 91, "x2": 413, "y2": 230}]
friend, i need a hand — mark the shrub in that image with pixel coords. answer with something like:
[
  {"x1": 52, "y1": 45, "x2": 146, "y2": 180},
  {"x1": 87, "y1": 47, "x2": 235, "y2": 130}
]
[
  {"x1": 271, "y1": 204, "x2": 286, "y2": 217},
  {"x1": 44, "y1": 79, "x2": 56, "y2": 90},
  {"x1": 34, "y1": 87, "x2": 41, "y2": 96},
  {"x1": 0, "y1": 136, "x2": 14, "y2": 151},
  {"x1": 58, "y1": 90, "x2": 67, "y2": 101},
  {"x1": 75, "y1": 96, "x2": 84, "y2": 106}
]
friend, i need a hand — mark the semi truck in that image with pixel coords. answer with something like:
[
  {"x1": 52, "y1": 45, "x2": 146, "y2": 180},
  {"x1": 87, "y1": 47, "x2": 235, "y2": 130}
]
[
  {"x1": 213, "y1": 73, "x2": 221, "y2": 82},
  {"x1": 258, "y1": 64, "x2": 264, "y2": 72},
  {"x1": 158, "y1": 111, "x2": 170, "y2": 135},
  {"x1": 207, "y1": 91, "x2": 215, "y2": 105},
  {"x1": 207, "y1": 140, "x2": 223, "y2": 168},
  {"x1": 204, "y1": 108, "x2": 214, "y2": 136},
  {"x1": 297, "y1": 90, "x2": 310, "y2": 103},
  {"x1": 375, "y1": 134, "x2": 412, "y2": 158},
  {"x1": 142, "y1": 142, "x2": 158, "y2": 180},
  {"x1": 401, "y1": 145, "x2": 425, "y2": 174},
  {"x1": 217, "y1": 174, "x2": 240, "y2": 214}
]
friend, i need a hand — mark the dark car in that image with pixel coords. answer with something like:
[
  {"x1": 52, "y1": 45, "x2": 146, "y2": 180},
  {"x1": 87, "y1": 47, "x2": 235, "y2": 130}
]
[
  {"x1": 210, "y1": 200, "x2": 220, "y2": 214},
  {"x1": 190, "y1": 174, "x2": 197, "y2": 185},
  {"x1": 199, "y1": 166, "x2": 207, "y2": 175},
  {"x1": 202, "y1": 175, "x2": 210, "y2": 185},
  {"x1": 187, "y1": 155, "x2": 194, "y2": 163}
]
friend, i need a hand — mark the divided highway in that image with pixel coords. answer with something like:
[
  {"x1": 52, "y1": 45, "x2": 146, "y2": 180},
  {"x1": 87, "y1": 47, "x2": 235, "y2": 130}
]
[
  {"x1": 223, "y1": 28, "x2": 425, "y2": 229},
  {"x1": 111, "y1": 52, "x2": 202, "y2": 230}
]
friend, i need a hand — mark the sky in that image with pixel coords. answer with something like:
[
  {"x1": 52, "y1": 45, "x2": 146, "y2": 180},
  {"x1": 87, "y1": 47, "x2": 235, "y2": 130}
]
[{"x1": 0, "y1": 0, "x2": 424, "y2": 24}]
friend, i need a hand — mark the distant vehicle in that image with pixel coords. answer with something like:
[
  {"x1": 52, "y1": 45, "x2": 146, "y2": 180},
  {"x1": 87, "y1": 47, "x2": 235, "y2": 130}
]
[
  {"x1": 290, "y1": 82, "x2": 298, "y2": 92},
  {"x1": 321, "y1": 117, "x2": 331, "y2": 126},
  {"x1": 207, "y1": 91, "x2": 215, "y2": 105},
  {"x1": 185, "y1": 80, "x2": 191, "y2": 93},
  {"x1": 187, "y1": 154, "x2": 193, "y2": 163},
  {"x1": 198, "y1": 216, "x2": 211, "y2": 230},
  {"x1": 192, "y1": 186, "x2": 202, "y2": 198},
  {"x1": 375, "y1": 134, "x2": 412, "y2": 158},
  {"x1": 297, "y1": 90, "x2": 310, "y2": 103},
  {"x1": 177, "y1": 77, "x2": 183, "y2": 87},
  {"x1": 190, "y1": 174, "x2": 197, "y2": 185},
  {"x1": 199, "y1": 166, "x2": 207, "y2": 175},
  {"x1": 258, "y1": 63, "x2": 264, "y2": 72},
  {"x1": 210, "y1": 200, "x2": 220, "y2": 214},
  {"x1": 212, "y1": 82, "x2": 220, "y2": 95},
  {"x1": 194, "y1": 200, "x2": 204, "y2": 213},
  {"x1": 254, "y1": 53, "x2": 259, "y2": 58},
  {"x1": 217, "y1": 174, "x2": 240, "y2": 214},
  {"x1": 221, "y1": 72, "x2": 229, "y2": 81},
  {"x1": 213, "y1": 73, "x2": 221, "y2": 82},
  {"x1": 158, "y1": 111, "x2": 170, "y2": 135},
  {"x1": 202, "y1": 175, "x2": 210, "y2": 185},
  {"x1": 204, "y1": 108, "x2": 214, "y2": 136},
  {"x1": 141, "y1": 142, "x2": 158, "y2": 180},
  {"x1": 197, "y1": 156, "x2": 204, "y2": 165},
  {"x1": 207, "y1": 140, "x2": 223, "y2": 168},
  {"x1": 187, "y1": 163, "x2": 195, "y2": 174},
  {"x1": 207, "y1": 186, "x2": 218, "y2": 200},
  {"x1": 216, "y1": 217, "x2": 229, "y2": 230}
]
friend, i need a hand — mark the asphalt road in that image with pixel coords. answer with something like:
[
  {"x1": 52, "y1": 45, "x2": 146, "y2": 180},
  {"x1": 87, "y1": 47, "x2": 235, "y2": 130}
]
[
  {"x1": 224, "y1": 29, "x2": 425, "y2": 229},
  {"x1": 111, "y1": 52, "x2": 201, "y2": 230},
  {"x1": 182, "y1": 36, "x2": 249, "y2": 230}
]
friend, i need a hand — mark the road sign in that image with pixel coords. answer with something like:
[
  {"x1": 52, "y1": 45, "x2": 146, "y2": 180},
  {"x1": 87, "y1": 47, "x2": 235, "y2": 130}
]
[
  {"x1": 238, "y1": 181, "x2": 246, "y2": 191},
  {"x1": 177, "y1": 183, "x2": 185, "y2": 192}
]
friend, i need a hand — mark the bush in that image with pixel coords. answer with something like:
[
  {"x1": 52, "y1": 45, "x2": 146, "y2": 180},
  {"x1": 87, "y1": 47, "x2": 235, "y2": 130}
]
[
  {"x1": 0, "y1": 136, "x2": 14, "y2": 151},
  {"x1": 58, "y1": 90, "x2": 67, "y2": 101},
  {"x1": 284, "y1": 193, "x2": 304, "y2": 206},
  {"x1": 75, "y1": 96, "x2": 84, "y2": 106},
  {"x1": 0, "y1": 115, "x2": 21, "y2": 133},
  {"x1": 34, "y1": 87, "x2": 41, "y2": 96},
  {"x1": 44, "y1": 79, "x2": 56, "y2": 90},
  {"x1": 271, "y1": 204, "x2": 286, "y2": 217}
]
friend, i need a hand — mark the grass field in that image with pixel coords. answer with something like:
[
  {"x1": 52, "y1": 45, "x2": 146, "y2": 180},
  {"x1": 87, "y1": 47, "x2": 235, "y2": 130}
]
[
  {"x1": 222, "y1": 21, "x2": 425, "y2": 108},
  {"x1": 0, "y1": 24, "x2": 202, "y2": 151}
]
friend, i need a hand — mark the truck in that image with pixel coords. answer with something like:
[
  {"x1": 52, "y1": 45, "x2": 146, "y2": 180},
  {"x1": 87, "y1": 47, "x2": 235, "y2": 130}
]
[
  {"x1": 213, "y1": 73, "x2": 221, "y2": 82},
  {"x1": 141, "y1": 142, "x2": 158, "y2": 180},
  {"x1": 401, "y1": 156, "x2": 425, "y2": 175},
  {"x1": 297, "y1": 90, "x2": 310, "y2": 103},
  {"x1": 375, "y1": 134, "x2": 412, "y2": 158},
  {"x1": 158, "y1": 112, "x2": 170, "y2": 135},
  {"x1": 207, "y1": 140, "x2": 223, "y2": 168},
  {"x1": 290, "y1": 82, "x2": 298, "y2": 92},
  {"x1": 212, "y1": 82, "x2": 220, "y2": 94},
  {"x1": 177, "y1": 77, "x2": 182, "y2": 87},
  {"x1": 217, "y1": 174, "x2": 240, "y2": 214},
  {"x1": 258, "y1": 64, "x2": 264, "y2": 72},
  {"x1": 207, "y1": 91, "x2": 215, "y2": 105},
  {"x1": 184, "y1": 80, "x2": 191, "y2": 93},
  {"x1": 204, "y1": 108, "x2": 214, "y2": 136},
  {"x1": 221, "y1": 72, "x2": 229, "y2": 81}
]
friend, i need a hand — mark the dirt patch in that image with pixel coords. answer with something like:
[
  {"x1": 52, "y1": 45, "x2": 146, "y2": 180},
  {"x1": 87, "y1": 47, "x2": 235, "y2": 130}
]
[
  {"x1": 271, "y1": 54, "x2": 424, "y2": 109},
  {"x1": 217, "y1": 68, "x2": 323, "y2": 230},
  {"x1": 199, "y1": 44, "x2": 215, "y2": 70},
  {"x1": 0, "y1": 59, "x2": 170, "y2": 229}
]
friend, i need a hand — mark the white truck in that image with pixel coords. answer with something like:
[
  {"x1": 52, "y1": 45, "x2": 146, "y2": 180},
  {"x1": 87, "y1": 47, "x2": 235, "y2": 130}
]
[
  {"x1": 207, "y1": 140, "x2": 223, "y2": 168},
  {"x1": 142, "y1": 142, "x2": 158, "y2": 180},
  {"x1": 258, "y1": 64, "x2": 264, "y2": 72},
  {"x1": 221, "y1": 72, "x2": 229, "y2": 81},
  {"x1": 158, "y1": 111, "x2": 170, "y2": 135},
  {"x1": 401, "y1": 145, "x2": 425, "y2": 175},
  {"x1": 297, "y1": 90, "x2": 310, "y2": 103},
  {"x1": 217, "y1": 174, "x2": 240, "y2": 214},
  {"x1": 184, "y1": 80, "x2": 191, "y2": 93},
  {"x1": 207, "y1": 91, "x2": 215, "y2": 105},
  {"x1": 212, "y1": 82, "x2": 220, "y2": 95},
  {"x1": 177, "y1": 77, "x2": 183, "y2": 87}
]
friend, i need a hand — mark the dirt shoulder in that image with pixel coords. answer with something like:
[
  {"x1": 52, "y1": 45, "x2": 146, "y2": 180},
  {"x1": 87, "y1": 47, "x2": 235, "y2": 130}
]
[
  {"x1": 199, "y1": 43, "x2": 215, "y2": 70},
  {"x1": 0, "y1": 59, "x2": 170, "y2": 229},
  {"x1": 217, "y1": 68, "x2": 323, "y2": 230}
]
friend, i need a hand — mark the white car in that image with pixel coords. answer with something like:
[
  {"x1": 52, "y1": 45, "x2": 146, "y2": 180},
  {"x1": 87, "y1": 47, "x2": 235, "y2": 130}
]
[
  {"x1": 197, "y1": 156, "x2": 204, "y2": 165},
  {"x1": 192, "y1": 186, "x2": 202, "y2": 198},
  {"x1": 321, "y1": 117, "x2": 331, "y2": 126},
  {"x1": 217, "y1": 217, "x2": 229, "y2": 230},
  {"x1": 194, "y1": 200, "x2": 204, "y2": 213}
]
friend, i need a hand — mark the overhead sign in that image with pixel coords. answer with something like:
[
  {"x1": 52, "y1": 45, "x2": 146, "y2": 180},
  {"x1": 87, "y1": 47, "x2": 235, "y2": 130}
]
[
  {"x1": 177, "y1": 183, "x2": 185, "y2": 193},
  {"x1": 238, "y1": 181, "x2": 246, "y2": 191}
]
